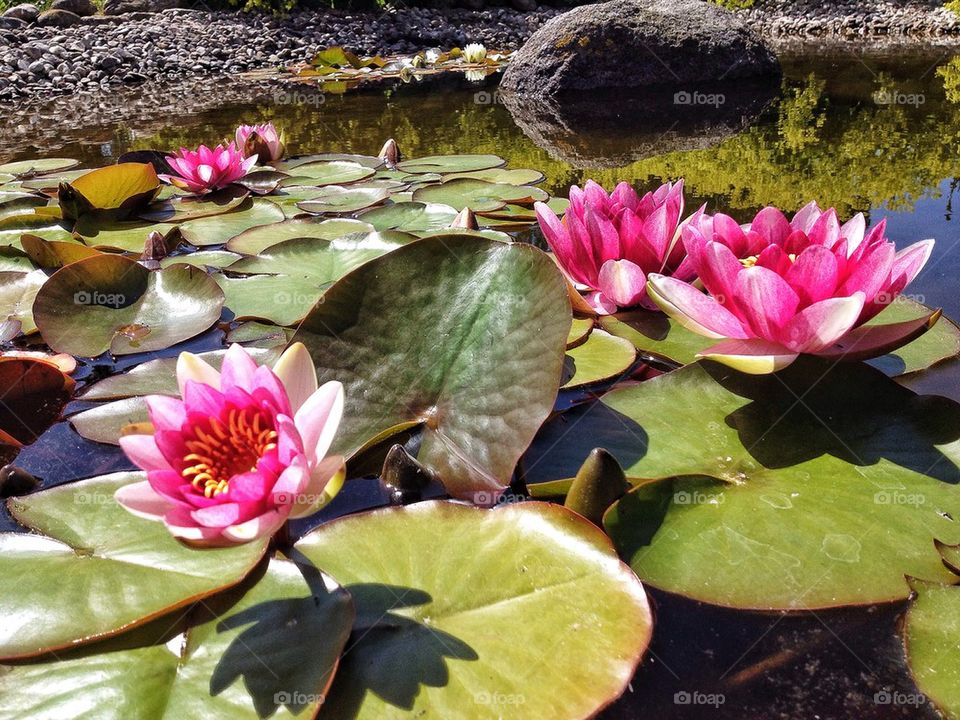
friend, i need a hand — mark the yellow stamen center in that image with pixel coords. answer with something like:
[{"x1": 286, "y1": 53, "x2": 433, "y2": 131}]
[
  {"x1": 181, "y1": 407, "x2": 278, "y2": 498},
  {"x1": 739, "y1": 253, "x2": 797, "y2": 268}
]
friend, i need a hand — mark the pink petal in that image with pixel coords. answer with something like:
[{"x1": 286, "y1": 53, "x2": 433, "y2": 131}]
[
  {"x1": 219, "y1": 344, "x2": 258, "y2": 394},
  {"x1": 815, "y1": 309, "x2": 941, "y2": 362},
  {"x1": 115, "y1": 481, "x2": 173, "y2": 521},
  {"x1": 294, "y1": 381, "x2": 344, "y2": 465},
  {"x1": 646, "y1": 274, "x2": 750, "y2": 339},
  {"x1": 598, "y1": 259, "x2": 647, "y2": 308},
  {"x1": 784, "y1": 245, "x2": 839, "y2": 305},
  {"x1": 221, "y1": 509, "x2": 288, "y2": 543},
  {"x1": 890, "y1": 239, "x2": 935, "y2": 287},
  {"x1": 271, "y1": 456, "x2": 311, "y2": 507},
  {"x1": 790, "y1": 201, "x2": 822, "y2": 234},
  {"x1": 585, "y1": 291, "x2": 618, "y2": 316},
  {"x1": 176, "y1": 352, "x2": 221, "y2": 397},
  {"x1": 227, "y1": 469, "x2": 276, "y2": 503},
  {"x1": 749, "y1": 207, "x2": 792, "y2": 246},
  {"x1": 697, "y1": 338, "x2": 799, "y2": 374},
  {"x1": 839, "y1": 241, "x2": 896, "y2": 301},
  {"x1": 806, "y1": 208, "x2": 840, "y2": 248},
  {"x1": 119, "y1": 434, "x2": 172, "y2": 472},
  {"x1": 841, "y1": 213, "x2": 866, "y2": 254},
  {"x1": 734, "y1": 266, "x2": 800, "y2": 340},
  {"x1": 145, "y1": 395, "x2": 186, "y2": 432},
  {"x1": 272, "y1": 342, "x2": 319, "y2": 413},
  {"x1": 182, "y1": 380, "x2": 227, "y2": 419},
  {"x1": 289, "y1": 454, "x2": 346, "y2": 519},
  {"x1": 779, "y1": 294, "x2": 865, "y2": 353},
  {"x1": 162, "y1": 507, "x2": 224, "y2": 544}
]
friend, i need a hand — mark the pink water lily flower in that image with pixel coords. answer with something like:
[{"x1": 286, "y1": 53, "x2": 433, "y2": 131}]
[
  {"x1": 160, "y1": 142, "x2": 257, "y2": 194},
  {"x1": 647, "y1": 202, "x2": 936, "y2": 374},
  {"x1": 115, "y1": 343, "x2": 345, "y2": 546},
  {"x1": 235, "y1": 122, "x2": 286, "y2": 163},
  {"x1": 535, "y1": 179, "x2": 691, "y2": 315}
]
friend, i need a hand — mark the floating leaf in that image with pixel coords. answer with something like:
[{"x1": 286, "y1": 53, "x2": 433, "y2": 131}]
[
  {"x1": 74, "y1": 217, "x2": 178, "y2": 252},
  {"x1": 567, "y1": 317, "x2": 594, "y2": 348},
  {"x1": 396, "y1": 154, "x2": 505, "y2": 174},
  {"x1": 443, "y1": 167, "x2": 546, "y2": 185},
  {"x1": 0, "y1": 473, "x2": 268, "y2": 659},
  {"x1": 0, "y1": 158, "x2": 79, "y2": 177},
  {"x1": 904, "y1": 577, "x2": 960, "y2": 719},
  {"x1": 357, "y1": 201, "x2": 458, "y2": 232},
  {"x1": 215, "y1": 274, "x2": 325, "y2": 326},
  {"x1": 61, "y1": 163, "x2": 160, "y2": 219},
  {"x1": 20, "y1": 234, "x2": 101, "y2": 268},
  {"x1": 293, "y1": 235, "x2": 570, "y2": 501},
  {"x1": 282, "y1": 160, "x2": 376, "y2": 187},
  {"x1": 297, "y1": 186, "x2": 390, "y2": 214},
  {"x1": 526, "y1": 358, "x2": 960, "y2": 609},
  {"x1": 179, "y1": 199, "x2": 285, "y2": 247},
  {"x1": 0, "y1": 269, "x2": 46, "y2": 335},
  {"x1": 138, "y1": 187, "x2": 249, "y2": 223},
  {"x1": 562, "y1": 329, "x2": 636, "y2": 389},
  {"x1": 159, "y1": 250, "x2": 242, "y2": 269},
  {"x1": 413, "y1": 178, "x2": 549, "y2": 213},
  {"x1": 0, "y1": 557, "x2": 353, "y2": 720},
  {"x1": 0, "y1": 356, "x2": 75, "y2": 447},
  {"x1": 225, "y1": 217, "x2": 374, "y2": 255},
  {"x1": 297, "y1": 501, "x2": 651, "y2": 719},
  {"x1": 227, "y1": 232, "x2": 415, "y2": 278},
  {"x1": 33, "y1": 255, "x2": 224, "y2": 356}
]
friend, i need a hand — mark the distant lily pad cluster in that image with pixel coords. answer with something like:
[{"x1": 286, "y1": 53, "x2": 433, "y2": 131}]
[{"x1": 1, "y1": 122, "x2": 960, "y2": 720}]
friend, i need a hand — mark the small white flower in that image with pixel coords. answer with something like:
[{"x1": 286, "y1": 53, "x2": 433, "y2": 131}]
[{"x1": 464, "y1": 43, "x2": 487, "y2": 64}]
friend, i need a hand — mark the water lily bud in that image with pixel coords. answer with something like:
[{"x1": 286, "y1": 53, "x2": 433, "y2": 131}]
[
  {"x1": 464, "y1": 43, "x2": 487, "y2": 63},
  {"x1": 564, "y1": 448, "x2": 629, "y2": 526},
  {"x1": 381, "y1": 443, "x2": 432, "y2": 505},
  {"x1": 378, "y1": 138, "x2": 400, "y2": 168},
  {"x1": 235, "y1": 122, "x2": 286, "y2": 163},
  {"x1": 0, "y1": 464, "x2": 40, "y2": 498},
  {"x1": 450, "y1": 207, "x2": 479, "y2": 230}
]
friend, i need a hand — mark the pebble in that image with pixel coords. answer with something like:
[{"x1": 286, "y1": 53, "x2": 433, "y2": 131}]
[{"x1": 0, "y1": 6, "x2": 564, "y2": 103}]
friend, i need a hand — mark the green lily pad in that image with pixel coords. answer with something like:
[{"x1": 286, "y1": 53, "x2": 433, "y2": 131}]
[
  {"x1": 600, "y1": 297, "x2": 960, "y2": 378},
  {"x1": 562, "y1": 329, "x2": 636, "y2": 389},
  {"x1": 215, "y1": 274, "x2": 325, "y2": 326},
  {"x1": 528, "y1": 358, "x2": 960, "y2": 609},
  {"x1": 160, "y1": 250, "x2": 243, "y2": 269},
  {"x1": 415, "y1": 227, "x2": 513, "y2": 243},
  {"x1": 0, "y1": 473, "x2": 268, "y2": 659},
  {"x1": 74, "y1": 217, "x2": 178, "y2": 252},
  {"x1": 293, "y1": 236, "x2": 570, "y2": 501},
  {"x1": 295, "y1": 500, "x2": 652, "y2": 719},
  {"x1": 33, "y1": 255, "x2": 224, "y2": 356},
  {"x1": 274, "y1": 153, "x2": 383, "y2": 171},
  {"x1": 70, "y1": 396, "x2": 148, "y2": 445},
  {"x1": 81, "y1": 347, "x2": 283, "y2": 401},
  {"x1": 0, "y1": 211, "x2": 72, "y2": 248},
  {"x1": 179, "y1": 198, "x2": 285, "y2": 247},
  {"x1": 227, "y1": 232, "x2": 416, "y2": 278},
  {"x1": 396, "y1": 154, "x2": 505, "y2": 174},
  {"x1": 282, "y1": 160, "x2": 376, "y2": 187},
  {"x1": 0, "y1": 269, "x2": 47, "y2": 335},
  {"x1": 0, "y1": 195, "x2": 48, "y2": 219},
  {"x1": 0, "y1": 556, "x2": 353, "y2": 720},
  {"x1": 0, "y1": 158, "x2": 79, "y2": 177},
  {"x1": 357, "y1": 202, "x2": 458, "y2": 232},
  {"x1": 904, "y1": 577, "x2": 960, "y2": 719},
  {"x1": 297, "y1": 186, "x2": 390, "y2": 214},
  {"x1": 412, "y1": 179, "x2": 549, "y2": 213},
  {"x1": 567, "y1": 317, "x2": 594, "y2": 348},
  {"x1": 443, "y1": 168, "x2": 546, "y2": 185},
  {"x1": 20, "y1": 234, "x2": 102, "y2": 268},
  {"x1": 0, "y1": 249, "x2": 35, "y2": 272},
  {"x1": 138, "y1": 187, "x2": 250, "y2": 223},
  {"x1": 225, "y1": 218, "x2": 374, "y2": 255}
]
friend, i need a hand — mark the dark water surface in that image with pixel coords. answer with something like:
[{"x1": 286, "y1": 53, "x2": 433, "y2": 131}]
[{"x1": 4, "y1": 49, "x2": 960, "y2": 719}]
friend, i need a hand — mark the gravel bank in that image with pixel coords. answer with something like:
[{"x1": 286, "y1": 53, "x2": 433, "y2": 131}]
[
  {"x1": 0, "y1": 6, "x2": 560, "y2": 103},
  {"x1": 1, "y1": 1, "x2": 959, "y2": 105}
]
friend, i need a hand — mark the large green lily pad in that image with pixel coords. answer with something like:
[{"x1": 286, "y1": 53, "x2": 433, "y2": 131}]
[
  {"x1": 412, "y1": 179, "x2": 548, "y2": 213},
  {"x1": 297, "y1": 187, "x2": 390, "y2": 214},
  {"x1": 215, "y1": 274, "x2": 325, "y2": 326},
  {"x1": 357, "y1": 202, "x2": 458, "y2": 232},
  {"x1": 295, "y1": 500, "x2": 652, "y2": 720},
  {"x1": 396, "y1": 154, "x2": 505, "y2": 174},
  {"x1": 0, "y1": 473, "x2": 268, "y2": 659},
  {"x1": 0, "y1": 557, "x2": 353, "y2": 719},
  {"x1": 903, "y1": 577, "x2": 960, "y2": 719},
  {"x1": 283, "y1": 160, "x2": 376, "y2": 186},
  {"x1": 0, "y1": 158, "x2": 79, "y2": 176},
  {"x1": 179, "y1": 199, "x2": 285, "y2": 247},
  {"x1": 526, "y1": 358, "x2": 960, "y2": 609},
  {"x1": 33, "y1": 254, "x2": 224, "y2": 356},
  {"x1": 225, "y1": 217, "x2": 374, "y2": 255},
  {"x1": 293, "y1": 235, "x2": 570, "y2": 501},
  {"x1": 562, "y1": 329, "x2": 636, "y2": 389}
]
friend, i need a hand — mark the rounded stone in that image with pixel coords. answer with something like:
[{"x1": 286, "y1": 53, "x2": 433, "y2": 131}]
[{"x1": 500, "y1": 0, "x2": 780, "y2": 97}]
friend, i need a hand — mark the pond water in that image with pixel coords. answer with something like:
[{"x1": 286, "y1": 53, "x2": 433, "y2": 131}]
[{"x1": 4, "y1": 48, "x2": 960, "y2": 719}]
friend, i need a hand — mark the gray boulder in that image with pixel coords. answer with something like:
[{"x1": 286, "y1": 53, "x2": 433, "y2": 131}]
[
  {"x1": 3, "y1": 3, "x2": 39, "y2": 22},
  {"x1": 103, "y1": 0, "x2": 180, "y2": 15},
  {"x1": 51, "y1": 0, "x2": 97, "y2": 16},
  {"x1": 500, "y1": 0, "x2": 780, "y2": 97},
  {"x1": 36, "y1": 8, "x2": 83, "y2": 26},
  {"x1": 0, "y1": 15, "x2": 26, "y2": 28}
]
